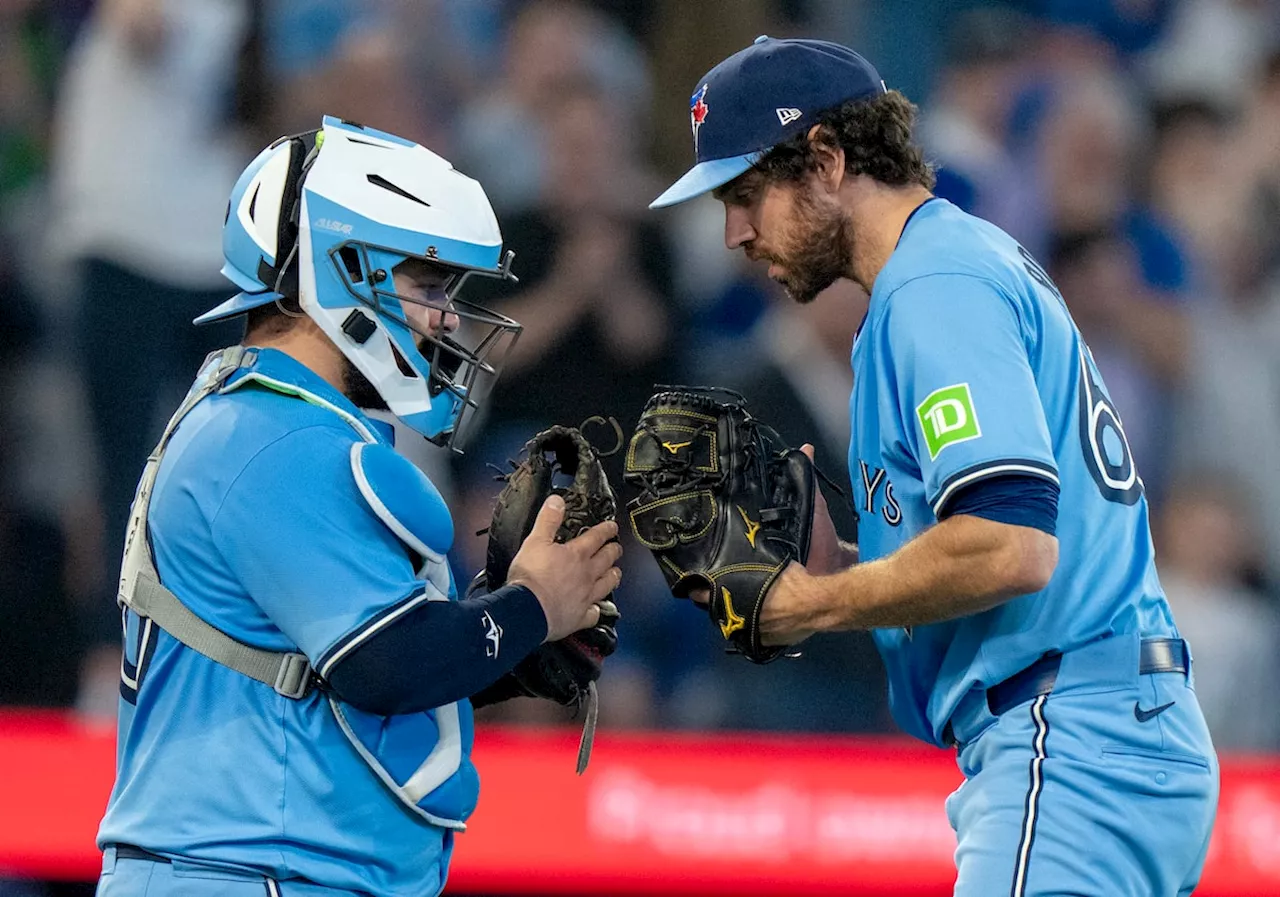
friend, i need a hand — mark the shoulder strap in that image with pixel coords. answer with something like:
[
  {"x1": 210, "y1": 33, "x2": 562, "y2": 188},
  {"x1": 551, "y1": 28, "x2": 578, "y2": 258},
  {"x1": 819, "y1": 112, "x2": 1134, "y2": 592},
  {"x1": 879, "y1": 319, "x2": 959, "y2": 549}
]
[
  {"x1": 117, "y1": 346, "x2": 316, "y2": 699},
  {"x1": 129, "y1": 570, "x2": 314, "y2": 697}
]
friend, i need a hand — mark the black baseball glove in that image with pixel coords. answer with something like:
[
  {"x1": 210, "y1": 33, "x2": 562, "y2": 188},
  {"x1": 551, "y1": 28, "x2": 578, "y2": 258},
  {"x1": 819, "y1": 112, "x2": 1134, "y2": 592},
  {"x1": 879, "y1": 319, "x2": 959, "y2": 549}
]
[
  {"x1": 623, "y1": 387, "x2": 815, "y2": 664},
  {"x1": 471, "y1": 422, "x2": 620, "y2": 773}
]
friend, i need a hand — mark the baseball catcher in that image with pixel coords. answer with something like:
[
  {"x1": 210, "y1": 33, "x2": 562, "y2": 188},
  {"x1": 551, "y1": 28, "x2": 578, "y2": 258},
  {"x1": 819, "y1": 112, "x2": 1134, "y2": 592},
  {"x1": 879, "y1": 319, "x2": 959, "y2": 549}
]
[
  {"x1": 98, "y1": 116, "x2": 624, "y2": 897},
  {"x1": 472, "y1": 422, "x2": 621, "y2": 772},
  {"x1": 623, "y1": 386, "x2": 815, "y2": 663}
]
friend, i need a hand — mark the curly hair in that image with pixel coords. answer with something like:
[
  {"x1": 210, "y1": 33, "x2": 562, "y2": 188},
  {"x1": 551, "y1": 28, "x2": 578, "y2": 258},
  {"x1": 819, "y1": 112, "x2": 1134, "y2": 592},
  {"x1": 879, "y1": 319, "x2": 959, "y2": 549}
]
[{"x1": 755, "y1": 90, "x2": 936, "y2": 190}]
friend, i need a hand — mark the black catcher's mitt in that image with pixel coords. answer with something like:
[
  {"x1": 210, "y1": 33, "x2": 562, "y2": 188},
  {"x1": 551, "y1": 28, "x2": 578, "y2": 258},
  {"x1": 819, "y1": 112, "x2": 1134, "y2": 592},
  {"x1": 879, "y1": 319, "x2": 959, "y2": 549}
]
[
  {"x1": 623, "y1": 387, "x2": 815, "y2": 663},
  {"x1": 475, "y1": 422, "x2": 620, "y2": 772},
  {"x1": 484, "y1": 423, "x2": 619, "y2": 593}
]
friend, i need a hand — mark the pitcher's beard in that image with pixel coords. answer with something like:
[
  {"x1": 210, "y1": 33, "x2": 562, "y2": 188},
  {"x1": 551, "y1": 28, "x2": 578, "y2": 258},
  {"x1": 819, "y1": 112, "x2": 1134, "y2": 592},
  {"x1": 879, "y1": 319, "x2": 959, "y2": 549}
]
[{"x1": 776, "y1": 184, "x2": 855, "y2": 305}]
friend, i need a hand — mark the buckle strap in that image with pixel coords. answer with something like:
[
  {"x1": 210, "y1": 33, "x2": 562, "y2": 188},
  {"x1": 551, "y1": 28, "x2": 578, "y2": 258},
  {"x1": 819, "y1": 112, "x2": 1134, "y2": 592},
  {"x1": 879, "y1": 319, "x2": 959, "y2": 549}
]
[
  {"x1": 116, "y1": 345, "x2": 318, "y2": 701},
  {"x1": 131, "y1": 570, "x2": 317, "y2": 700},
  {"x1": 210, "y1": 345, "x2": 253, "y2": 386},
  {"x1": 274, "y1": 651, "x2": 314, "y2": 699}
]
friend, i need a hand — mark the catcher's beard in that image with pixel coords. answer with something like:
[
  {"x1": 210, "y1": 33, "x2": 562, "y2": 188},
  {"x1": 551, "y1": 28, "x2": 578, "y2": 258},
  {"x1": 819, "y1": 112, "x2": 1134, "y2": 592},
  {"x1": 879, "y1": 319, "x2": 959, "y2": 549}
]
[
  {"x1": 341, "y1": 356, "x2": 390, "y2": 411},
  {"x1": 772, "y1": 180, "x2": 855, "y2": 305},
  {"x1": 338, "y1": 335, "x2": 451, "y2": 413}
]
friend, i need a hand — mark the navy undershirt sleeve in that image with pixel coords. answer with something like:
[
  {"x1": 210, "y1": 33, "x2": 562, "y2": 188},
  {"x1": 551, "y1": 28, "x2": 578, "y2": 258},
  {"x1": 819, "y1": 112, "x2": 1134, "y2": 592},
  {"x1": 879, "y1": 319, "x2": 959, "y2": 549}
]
[
  {"x1": 940, "y1": 473, "x2": 1059, "y2": 536},
  {"x1": 325, "y1": 584, "x2": 548, "y2": 716}
]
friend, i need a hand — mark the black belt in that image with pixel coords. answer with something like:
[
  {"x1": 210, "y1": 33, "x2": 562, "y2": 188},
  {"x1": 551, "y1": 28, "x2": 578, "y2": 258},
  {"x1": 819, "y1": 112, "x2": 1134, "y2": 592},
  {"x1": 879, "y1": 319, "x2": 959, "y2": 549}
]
[
  {"x1": 110, "y1": 844, "x2": 171, "y2": 864},
  {"x1": 944, "y1": 637, "x2": 1188, "y2": 746}
]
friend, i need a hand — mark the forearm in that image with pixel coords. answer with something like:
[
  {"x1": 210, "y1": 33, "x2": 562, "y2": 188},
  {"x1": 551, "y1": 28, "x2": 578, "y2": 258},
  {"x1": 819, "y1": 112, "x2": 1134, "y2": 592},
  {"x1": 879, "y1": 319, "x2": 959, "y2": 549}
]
[
  {"x1": 782, "y1": 516, "x2": 1056, "y2": 633},
  {"x1": 326, "y1": 584, "x2": 548, "y2": 715}
]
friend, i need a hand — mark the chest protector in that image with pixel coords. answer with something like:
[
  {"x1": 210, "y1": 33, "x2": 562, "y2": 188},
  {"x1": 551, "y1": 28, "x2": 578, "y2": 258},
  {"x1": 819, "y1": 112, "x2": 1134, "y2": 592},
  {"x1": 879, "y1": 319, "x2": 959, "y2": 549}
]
[{"x1": 117, "y1": 346, "x2": 478, "y2": 830}]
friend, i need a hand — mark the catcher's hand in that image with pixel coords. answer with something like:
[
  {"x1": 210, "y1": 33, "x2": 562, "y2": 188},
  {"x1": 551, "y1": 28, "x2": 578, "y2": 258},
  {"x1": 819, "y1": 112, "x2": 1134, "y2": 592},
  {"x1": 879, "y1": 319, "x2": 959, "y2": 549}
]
[
  {"x1": 623, "y1": 386, "x2": 815, "y2": 664},
  {"x1": 507, "y1": 496, "x2": 620, "y2": 640}
]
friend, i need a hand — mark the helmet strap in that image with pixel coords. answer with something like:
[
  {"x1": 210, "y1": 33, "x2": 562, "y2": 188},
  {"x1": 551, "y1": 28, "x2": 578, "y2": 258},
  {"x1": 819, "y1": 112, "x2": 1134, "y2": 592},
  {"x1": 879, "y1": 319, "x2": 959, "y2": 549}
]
[{"x1": 272, "y1": 129, "x2": 321, "y2": 301}]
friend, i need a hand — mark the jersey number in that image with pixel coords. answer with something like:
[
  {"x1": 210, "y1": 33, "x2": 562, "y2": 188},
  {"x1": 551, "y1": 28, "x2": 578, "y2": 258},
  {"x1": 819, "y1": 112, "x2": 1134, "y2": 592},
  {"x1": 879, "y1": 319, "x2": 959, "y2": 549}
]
[{"x1": 1019, "y1": 246, "x2": 1142, "y2": 505}]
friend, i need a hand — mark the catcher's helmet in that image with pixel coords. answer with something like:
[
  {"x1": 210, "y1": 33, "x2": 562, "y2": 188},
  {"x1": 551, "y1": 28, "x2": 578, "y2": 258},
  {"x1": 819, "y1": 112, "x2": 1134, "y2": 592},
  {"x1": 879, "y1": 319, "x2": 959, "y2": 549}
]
[{"x1": 200, "y1": 116, "x2": 522, "y2": 448}]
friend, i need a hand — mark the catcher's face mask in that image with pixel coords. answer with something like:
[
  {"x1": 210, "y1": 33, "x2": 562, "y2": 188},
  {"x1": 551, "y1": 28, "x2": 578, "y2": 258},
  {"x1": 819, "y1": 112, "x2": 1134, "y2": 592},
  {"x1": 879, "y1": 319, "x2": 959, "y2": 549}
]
[
  {"x1": 315, "y1": 236, "x2": 522, "y2": 450},
  {"x1": 202, "y1": 115, "x2": 523, "y2": 450}
]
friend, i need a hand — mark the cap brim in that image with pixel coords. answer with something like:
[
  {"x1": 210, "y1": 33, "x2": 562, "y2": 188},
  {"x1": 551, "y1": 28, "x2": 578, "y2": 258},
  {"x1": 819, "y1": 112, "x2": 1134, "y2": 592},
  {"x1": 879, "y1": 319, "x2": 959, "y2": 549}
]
[
  {"x1": 650, "y1": 151, "x2": 764, "y2": 209},
  {"x1": 193, "y1": 290, "x2": 282, "y2": 325}
]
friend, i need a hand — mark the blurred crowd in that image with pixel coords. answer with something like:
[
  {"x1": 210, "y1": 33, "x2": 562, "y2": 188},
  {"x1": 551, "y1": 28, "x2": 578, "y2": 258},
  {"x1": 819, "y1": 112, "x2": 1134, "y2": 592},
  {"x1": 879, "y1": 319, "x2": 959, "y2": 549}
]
[{"x1": 2, "y1": 0, "x2": 1280, "y2": 757}]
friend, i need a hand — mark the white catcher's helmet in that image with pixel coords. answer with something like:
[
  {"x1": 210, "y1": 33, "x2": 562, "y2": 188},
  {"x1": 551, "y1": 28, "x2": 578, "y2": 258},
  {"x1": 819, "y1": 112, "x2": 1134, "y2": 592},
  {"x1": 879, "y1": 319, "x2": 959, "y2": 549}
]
[{"x1": 200, "y1": 116, "x2": 521, "y2": 448}]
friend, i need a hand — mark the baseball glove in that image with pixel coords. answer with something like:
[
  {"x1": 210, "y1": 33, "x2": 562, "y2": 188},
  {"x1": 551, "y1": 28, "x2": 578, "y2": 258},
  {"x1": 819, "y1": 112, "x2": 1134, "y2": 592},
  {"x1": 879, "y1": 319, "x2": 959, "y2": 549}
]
[
  {"x1": 477, "y1": 421, "x2": 621, "y2": 773},
  {"x1": 623, "y1": 387, "x2": 815, "y2": 664}
]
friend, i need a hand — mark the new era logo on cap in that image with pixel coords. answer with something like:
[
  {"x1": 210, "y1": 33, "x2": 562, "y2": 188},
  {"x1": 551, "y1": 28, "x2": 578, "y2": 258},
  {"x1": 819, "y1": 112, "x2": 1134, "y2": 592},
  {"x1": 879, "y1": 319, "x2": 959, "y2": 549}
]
[{"x1": 652, "y1": 36, "x2": 886, "y2": 209}]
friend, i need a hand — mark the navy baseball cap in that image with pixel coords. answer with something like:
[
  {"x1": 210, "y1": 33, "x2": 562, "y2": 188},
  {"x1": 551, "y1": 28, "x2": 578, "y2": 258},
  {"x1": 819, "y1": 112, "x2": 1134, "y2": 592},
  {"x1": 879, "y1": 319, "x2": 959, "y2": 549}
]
[{"x1": 650, "y1": 36, "x2": 887, "y2": 209}]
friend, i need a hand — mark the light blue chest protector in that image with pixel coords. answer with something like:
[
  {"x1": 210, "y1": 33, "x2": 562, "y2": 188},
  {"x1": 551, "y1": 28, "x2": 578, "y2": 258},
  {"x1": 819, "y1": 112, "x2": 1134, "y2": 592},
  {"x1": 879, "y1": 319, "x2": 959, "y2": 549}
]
[{"x1": 117, "y1": 347, "x2": 478, "y2": 829}]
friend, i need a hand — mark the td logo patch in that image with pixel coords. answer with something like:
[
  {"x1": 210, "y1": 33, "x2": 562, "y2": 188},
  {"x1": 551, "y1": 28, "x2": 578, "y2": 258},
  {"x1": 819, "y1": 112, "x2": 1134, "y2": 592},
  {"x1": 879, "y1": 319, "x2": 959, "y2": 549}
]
[{"x1": 916, "y1": 383, "x2": 981, "y2": 460}]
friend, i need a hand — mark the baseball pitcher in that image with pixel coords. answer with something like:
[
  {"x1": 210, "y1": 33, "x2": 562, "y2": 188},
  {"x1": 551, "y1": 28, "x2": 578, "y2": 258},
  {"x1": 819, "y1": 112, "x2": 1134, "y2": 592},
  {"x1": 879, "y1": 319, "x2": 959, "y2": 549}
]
[{"x1": 643, "y1": 37, "x2": 1217, "y2": 896}]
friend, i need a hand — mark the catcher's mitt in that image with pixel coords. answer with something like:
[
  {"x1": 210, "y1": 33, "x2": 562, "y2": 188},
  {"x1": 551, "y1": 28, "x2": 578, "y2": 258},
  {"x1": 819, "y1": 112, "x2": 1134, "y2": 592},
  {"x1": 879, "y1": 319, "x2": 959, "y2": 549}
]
[
  {"x1": 481, "y1": 421, "x2": 621, "y2": 773},
  {"x1": 485, "y1": 423, "x2": 619, "y2": 591},
  {"x1": 623, "y1": 387, "x2": 814, "y2": 664}
]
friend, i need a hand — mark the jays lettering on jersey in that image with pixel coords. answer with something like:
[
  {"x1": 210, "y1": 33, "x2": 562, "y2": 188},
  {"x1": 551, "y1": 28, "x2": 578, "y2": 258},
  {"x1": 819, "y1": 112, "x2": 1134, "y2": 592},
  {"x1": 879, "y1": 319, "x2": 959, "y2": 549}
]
[
  {"x1": 849, "y1": 198, "x2": 1179, "y2": 746},
  {"x1": 99, "y1": 348, "x2": 472, "y2": 896}
]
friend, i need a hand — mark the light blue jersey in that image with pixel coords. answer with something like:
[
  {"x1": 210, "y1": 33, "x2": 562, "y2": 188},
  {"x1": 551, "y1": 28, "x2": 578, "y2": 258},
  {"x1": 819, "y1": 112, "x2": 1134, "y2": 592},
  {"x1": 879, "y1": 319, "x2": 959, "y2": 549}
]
[
  {"x1": 98, "y1": 348, "x2": 471, "y2": 896},
  {"x1": 850, "y1": 198, "x2": 1178, "y2": 746}
]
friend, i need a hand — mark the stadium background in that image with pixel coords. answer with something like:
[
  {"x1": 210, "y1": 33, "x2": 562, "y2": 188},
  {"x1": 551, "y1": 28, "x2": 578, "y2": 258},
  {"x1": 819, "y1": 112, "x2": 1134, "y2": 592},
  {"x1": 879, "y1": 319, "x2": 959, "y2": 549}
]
[{"x1": 2, "y1": 0, "x2": 1279, "y2": 894}]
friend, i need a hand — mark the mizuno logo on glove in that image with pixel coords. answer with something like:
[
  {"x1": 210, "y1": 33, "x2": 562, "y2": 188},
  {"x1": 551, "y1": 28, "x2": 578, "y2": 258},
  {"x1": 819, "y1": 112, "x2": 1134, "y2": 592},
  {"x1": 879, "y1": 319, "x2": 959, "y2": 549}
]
[
  {"x1": 719, "y1": 586, "x2": 745, "y2": 638},
  {"x1": 737, "y1": 505, "x2": 762, "y2": 548}
]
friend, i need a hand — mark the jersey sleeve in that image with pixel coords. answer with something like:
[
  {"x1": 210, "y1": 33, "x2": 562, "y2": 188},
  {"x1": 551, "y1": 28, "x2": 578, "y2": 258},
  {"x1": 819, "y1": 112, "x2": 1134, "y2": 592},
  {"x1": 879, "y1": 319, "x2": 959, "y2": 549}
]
[
  {"x1": 879, "y1": 273, "x2": 1059, "y2": 518},
  {"x1": 209, "y1": 425, "x2": 427, "y2": 665}
]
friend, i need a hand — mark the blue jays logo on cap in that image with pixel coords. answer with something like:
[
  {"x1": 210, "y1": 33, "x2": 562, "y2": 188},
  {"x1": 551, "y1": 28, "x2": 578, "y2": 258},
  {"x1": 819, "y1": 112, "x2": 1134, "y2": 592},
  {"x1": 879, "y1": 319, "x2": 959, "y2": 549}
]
[
  {"x1": 652, "y1": 36, "x2": 887, "y2": 209},
  {"x1": 690, "y1": 83, "x2": 710, "y2": 152}
]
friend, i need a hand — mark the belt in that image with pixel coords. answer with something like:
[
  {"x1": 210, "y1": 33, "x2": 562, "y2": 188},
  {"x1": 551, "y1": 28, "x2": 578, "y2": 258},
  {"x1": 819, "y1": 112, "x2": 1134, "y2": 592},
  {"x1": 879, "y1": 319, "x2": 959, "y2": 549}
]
[
  {"x1": 944, "y1": 637, "x2": 1188, "y2": 746},
  {"x1": 109, "y1": 843, "x2": 296, "y2": 889},
  {"x1": 111, "y1": 844, "x2": 171, "y2": 864}
]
